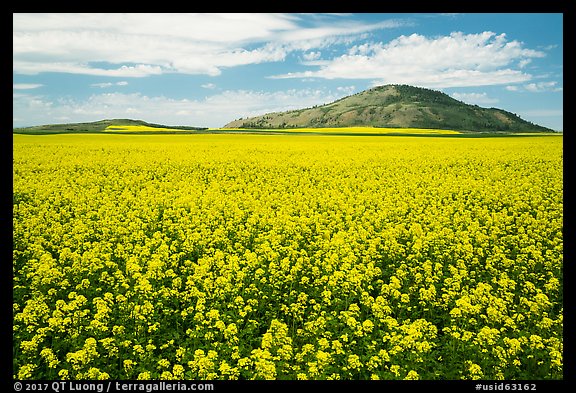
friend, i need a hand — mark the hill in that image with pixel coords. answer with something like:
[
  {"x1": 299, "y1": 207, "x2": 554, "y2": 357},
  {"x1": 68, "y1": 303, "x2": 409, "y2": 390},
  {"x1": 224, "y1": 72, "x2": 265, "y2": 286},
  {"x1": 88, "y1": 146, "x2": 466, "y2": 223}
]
[
  {"x1": 13, "y1": 119, "x2": 207, "y2": 134},
  {"x1": 224, "y1": 85, "x2": 554, "y2": 133}
]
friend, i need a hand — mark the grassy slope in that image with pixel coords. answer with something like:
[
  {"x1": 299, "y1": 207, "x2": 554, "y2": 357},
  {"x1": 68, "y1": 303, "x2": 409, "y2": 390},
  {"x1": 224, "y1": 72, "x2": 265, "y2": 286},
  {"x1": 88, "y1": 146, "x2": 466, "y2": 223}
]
[
  {"x1": 13, "y1": 119, "x2": 207, "y2": 134},
  {"x1": 216, "y1": 127, "x2": 560, "y2": 138},
  {"x1": 224, "y1": 85, "x2": 555, "y2": 133}
]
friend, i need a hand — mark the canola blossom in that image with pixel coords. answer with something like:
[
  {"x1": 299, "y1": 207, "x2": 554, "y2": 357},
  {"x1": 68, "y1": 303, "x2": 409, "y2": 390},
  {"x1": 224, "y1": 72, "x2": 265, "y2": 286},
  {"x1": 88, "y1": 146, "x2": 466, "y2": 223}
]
[
  {"x1": 13, "y1": 133, "x2": 563, "y2": 380},
  {"x1": 105, "y1": 125, "x2": 187, "y2": 133},
  {"x1": 221, "y1": 127, "x2": 462, "y2": 135}
]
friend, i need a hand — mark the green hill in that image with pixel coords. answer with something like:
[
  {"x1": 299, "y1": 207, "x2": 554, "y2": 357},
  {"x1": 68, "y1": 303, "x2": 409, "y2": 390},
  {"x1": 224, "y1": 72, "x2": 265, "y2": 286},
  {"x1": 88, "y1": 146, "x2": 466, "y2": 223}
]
[
  {"x1": 224, "y1": 84, "x2": 554, "y2": 133},
  {"x1": 13, "y1": 119, "x2": 207, "y2": 134}
]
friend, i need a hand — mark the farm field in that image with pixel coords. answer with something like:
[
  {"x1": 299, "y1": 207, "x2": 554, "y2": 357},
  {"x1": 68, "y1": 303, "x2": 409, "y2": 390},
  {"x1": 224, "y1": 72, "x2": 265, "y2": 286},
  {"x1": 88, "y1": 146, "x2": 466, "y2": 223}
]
[
  {"x1": 13, "y1": 133, "x2": 563, "y2": 380},
  {"x1": 105, "y1": 125, "x2": 185, "y2": 133},
  {"x1": 218, "y1": 126, "x2": 462, "y2": 135}
]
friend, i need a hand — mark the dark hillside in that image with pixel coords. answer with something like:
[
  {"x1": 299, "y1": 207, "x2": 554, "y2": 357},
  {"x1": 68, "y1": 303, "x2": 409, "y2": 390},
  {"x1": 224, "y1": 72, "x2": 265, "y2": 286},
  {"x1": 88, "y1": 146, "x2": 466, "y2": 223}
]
[{"x1": 224, "y1": 84, "x2": 554, "y2": 133}]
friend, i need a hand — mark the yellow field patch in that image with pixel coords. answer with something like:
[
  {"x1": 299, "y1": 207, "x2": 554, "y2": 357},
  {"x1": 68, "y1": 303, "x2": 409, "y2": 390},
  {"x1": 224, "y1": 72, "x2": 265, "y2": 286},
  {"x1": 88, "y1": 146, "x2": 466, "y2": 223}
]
[
  {"x1": 105, "y1": 124, "x2": 183, "y2": 132},
  {"x1": 223, "y1": 126, "x2": 461, "y2": 135}
]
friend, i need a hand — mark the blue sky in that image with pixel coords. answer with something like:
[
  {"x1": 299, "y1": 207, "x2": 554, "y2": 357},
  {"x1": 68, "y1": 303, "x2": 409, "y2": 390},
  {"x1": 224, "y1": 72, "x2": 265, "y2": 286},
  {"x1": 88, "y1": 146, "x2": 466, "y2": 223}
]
[{"x1": 13, "y1": 13, "x2": 563, "y2": 130}]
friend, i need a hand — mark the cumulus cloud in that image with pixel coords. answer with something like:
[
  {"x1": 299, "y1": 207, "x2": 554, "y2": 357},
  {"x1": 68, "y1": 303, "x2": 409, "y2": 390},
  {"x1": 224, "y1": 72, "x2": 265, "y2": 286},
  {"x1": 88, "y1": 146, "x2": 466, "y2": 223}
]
[
  {"x1": 302, "y1": 51, "x2": 321, "y2": 61},
  {"x1": 91, "y1": 81, "x2": 128, "y2": 88},
  {"x1": 13, "y1": 83, "x2": 43, "y2": 90},
  {"x1": 271, "y1": 31, "x2": 546, "y2": 88},
  {"x1": 13, "y1": 88, "x2": 352, "y2": 128},
  {"x1": 451, "y1": 92, "x2": 499, "y2": 105},
  {"x1": 523, "y1": 81, "x2": 563, "y2": 92},
  {"x1": 13, "y1": 13, "x2": 405, "y2": 78},
  {"x1": 505, "y1": 81, "x2": 562, "y2": 93},
  {"x1": 336, "y1": 85, "x2": 356, "y2": 95},
  {"x1": 13, "y1": 61, "x2": 164, "y2": 77}
]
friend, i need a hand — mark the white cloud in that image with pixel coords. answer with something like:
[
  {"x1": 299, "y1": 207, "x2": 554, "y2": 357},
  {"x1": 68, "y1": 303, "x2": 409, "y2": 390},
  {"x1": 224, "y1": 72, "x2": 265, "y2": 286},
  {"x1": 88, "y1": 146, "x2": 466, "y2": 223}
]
[
  {"x1": 201, "y1": 83, "x2": 217, "y2": 89},
  {"x1": 336, "y1": 85, "x2": 356, "y2": 95},
  {"x1": 538, "y1": 44, "x2": 558, "y2": 51},
  {"x1": 91, "y1": 82, "x2": 114, "y2": 88},
  {"x1": 271, "y1": 31, "x2": 546, "y2": 88},
  {"x1": 505, "y1": 81, "x2": 562, "y2": 93},
  {"x1": 523, "y1": 81, "x2": 563, "y2": 92},
  {"x1": 13, "y1": 88, "x2": 351, "y2": 128},
  {"x1": 518, "y1": 59, "x2": 532, "y2": 68},
  {"x1": 91, "y1": 81, "x2": 129, "y2": 88},
  {"x1": 451, "y1": 92, "x2": 499, "y2": 105},
  {"x1": 302, "y1": 51, "x2": 321, "y2": 61},
  {"x1": 13, "y1": 83, "x2": 43, "y2": 90},
  {"x1": 13, "y1": 60, "x2": 164, "y2": 77},
  {"x1": 13, "y1": 13, "x2": 406, "y2": 77}
]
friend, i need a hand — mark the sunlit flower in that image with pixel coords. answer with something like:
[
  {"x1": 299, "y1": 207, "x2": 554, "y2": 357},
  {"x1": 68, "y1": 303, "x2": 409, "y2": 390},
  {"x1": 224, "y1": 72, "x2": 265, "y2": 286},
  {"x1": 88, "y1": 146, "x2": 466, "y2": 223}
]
[{"x1": 12, "y1": 133, "x2": 563, "y2": 380}]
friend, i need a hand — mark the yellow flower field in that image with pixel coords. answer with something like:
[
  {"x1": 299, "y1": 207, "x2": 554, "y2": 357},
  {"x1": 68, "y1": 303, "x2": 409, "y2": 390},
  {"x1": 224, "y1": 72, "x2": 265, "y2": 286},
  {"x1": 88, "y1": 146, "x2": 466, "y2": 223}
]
[
  {"x1": 104, "y1": 123, "x2": 462, "y2": 135},
  {"x1": 13, "y1": 133, "x2": 563, "y2": 380},
  {"x1": 221, "y1": 126, "x2": 462, "y2": 135},
  {"x1": 105, "y1": 125, "x2": 184, "y2": 132}
]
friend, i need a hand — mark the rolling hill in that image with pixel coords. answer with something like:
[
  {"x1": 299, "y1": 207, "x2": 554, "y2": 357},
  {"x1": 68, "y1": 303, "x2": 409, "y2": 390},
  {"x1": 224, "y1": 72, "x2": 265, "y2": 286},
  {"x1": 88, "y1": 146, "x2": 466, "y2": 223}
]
[
  {"x1": 223, "y1": 84, "x2": 554, "y2": 133},
  {"x1": 13, "y1": 119, "x2": 207, "y2": 134}
]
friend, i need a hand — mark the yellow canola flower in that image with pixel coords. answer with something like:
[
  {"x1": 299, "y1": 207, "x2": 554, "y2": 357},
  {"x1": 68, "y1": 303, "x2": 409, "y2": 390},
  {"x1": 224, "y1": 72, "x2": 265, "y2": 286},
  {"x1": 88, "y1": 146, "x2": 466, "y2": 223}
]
[
  {"x1": 17, "y1": 364, "x2": 36, "y2": 379},
  {"x1": 13, "y1": 133, "x2": 562, "y2": 380},
  {"x1": 40, "y1": 348, "x2": 60, "y2": 369},
  {"x1": 466, "y1": 361, "x2": 483, "y2": 380}
]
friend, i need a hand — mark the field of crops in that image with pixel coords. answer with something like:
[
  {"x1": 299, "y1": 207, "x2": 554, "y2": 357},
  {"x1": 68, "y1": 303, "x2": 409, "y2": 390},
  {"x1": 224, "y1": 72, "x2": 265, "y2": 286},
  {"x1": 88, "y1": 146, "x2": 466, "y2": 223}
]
[
  {"x1": 221, "y1": 126, "x2": 462, "y2": 135},
  {"x1": 105, "y1": 125, "x2": 182, "y2": 133},
  {"x1": 13, "y1": 133, "x2": 563, "y2": 380},
  {"x1": 103, "y1": 124, "x2": 462, "y2": 135}
]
